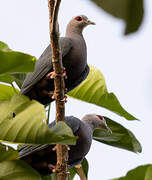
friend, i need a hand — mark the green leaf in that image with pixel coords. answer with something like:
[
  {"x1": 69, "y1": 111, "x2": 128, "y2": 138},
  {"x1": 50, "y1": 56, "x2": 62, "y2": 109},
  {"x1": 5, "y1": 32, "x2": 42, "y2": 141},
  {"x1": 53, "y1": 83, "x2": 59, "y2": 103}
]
[
  {"x1": 68, "y1": 66, "x2": 136, "y2": 120},
  {"x1": 0, "y1": 41, "x2": 12, "y2": 52},
  {"x1": 70, "y1": 159, "x2": 89, "y2": 180},
  {"x1": 0, "y1": 143, "x2": 19, "y2": 162},
  {"x1": 0, "y1": 94, "x2": 77, "y2": 145},
  {"x1": 68, "y1": 168, "x2": 76, "y2": 180},
  {"x1": 0, "y1": 72, "x2": 26, "y2": 89},
  {"x1": 91, "y1": 0, "x2": 144, "y2": 34},
  {"x1": 0, "y1": 84, "x2": 19, "y2": 101},
  {"x1": 0, "y1": 74, "x2": 14, "y2": 84},
  {"x1": 0, "y1": 41, "x2": 36, "y2": 74},
  {"x1": 42, "y1": 174, "x2": 57, "y2": 180},
  {"x1": 80, "y1": 158, "x2": 89, "y2": 178},
  {"x1": 113, "y1": 164, "x2": 152, "y2": 180},
  {"x1": 10, "y1": 72, "x2": 26, "y2": 88},
  {"x1": 93, "y1": 116, "x2": 142, "y2": 153},
  {"x1": 0, "y1": 160, "x2": 41, "y2": 180}
]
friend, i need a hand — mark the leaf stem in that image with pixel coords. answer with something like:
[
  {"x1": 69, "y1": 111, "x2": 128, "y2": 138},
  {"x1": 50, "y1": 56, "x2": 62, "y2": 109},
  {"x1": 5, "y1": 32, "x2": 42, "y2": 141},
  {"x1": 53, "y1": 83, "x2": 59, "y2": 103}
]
[
  {"x1": 11, "y1": 82, "x2": 17, "y2": 93},
  {"x1": 47, "y1": 104, "x2": 51, "y2": 124},
  {"x1": 75, "y1": 164, "x2": 87, "y2": 180}
]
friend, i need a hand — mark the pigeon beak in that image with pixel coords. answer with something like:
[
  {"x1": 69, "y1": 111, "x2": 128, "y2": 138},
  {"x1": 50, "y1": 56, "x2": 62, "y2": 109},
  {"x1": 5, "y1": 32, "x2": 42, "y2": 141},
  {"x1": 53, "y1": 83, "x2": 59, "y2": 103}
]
[
  {"x1": 86, "y1": 20, "x2": 96, "y2": 25},
  {"x1": 101, "y1": 123, "x2": 112, "y2": 134}
]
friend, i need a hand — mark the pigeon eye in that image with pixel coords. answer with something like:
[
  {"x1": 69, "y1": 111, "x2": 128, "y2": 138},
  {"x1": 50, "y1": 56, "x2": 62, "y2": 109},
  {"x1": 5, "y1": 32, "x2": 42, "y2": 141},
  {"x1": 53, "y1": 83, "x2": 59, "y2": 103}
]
[
  {"x1": 75, "y1": 16, "x2": 82, "y2": 21},
  {"x1": 97, "y1": 115, "x2": 104, "y2": 121}
]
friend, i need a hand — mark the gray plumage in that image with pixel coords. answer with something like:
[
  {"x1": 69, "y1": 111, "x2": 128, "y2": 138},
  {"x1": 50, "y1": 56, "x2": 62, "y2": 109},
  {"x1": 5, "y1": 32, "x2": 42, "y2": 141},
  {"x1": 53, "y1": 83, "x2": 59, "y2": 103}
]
[
  {"x1": 19, "y1": 114, "x2": 110, "y2": 176},
  {"x1": 21, "y1": 15, "x2": 95, "y2": 104}
]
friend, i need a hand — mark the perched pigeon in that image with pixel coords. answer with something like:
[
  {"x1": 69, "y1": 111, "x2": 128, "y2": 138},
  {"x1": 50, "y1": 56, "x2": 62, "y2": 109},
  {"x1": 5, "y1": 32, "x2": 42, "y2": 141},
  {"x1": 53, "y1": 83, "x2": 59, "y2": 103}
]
[
  {"x1": 19, "y1": 114, "x2": 111, "y2": 176},
  {"x1": 20, "y1": 15, "x2": 95, "y2": 105}
]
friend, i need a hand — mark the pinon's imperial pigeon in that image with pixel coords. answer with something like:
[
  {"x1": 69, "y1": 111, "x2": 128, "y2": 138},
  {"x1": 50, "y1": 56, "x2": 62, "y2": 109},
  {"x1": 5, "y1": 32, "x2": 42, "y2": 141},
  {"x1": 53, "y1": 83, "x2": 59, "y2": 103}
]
[
  {"x1": 19, "y1": 114, "x2": 111, "y2": 176},
  {"x1": 20, "y1": 15, "x2": 95, "y2": 105}
]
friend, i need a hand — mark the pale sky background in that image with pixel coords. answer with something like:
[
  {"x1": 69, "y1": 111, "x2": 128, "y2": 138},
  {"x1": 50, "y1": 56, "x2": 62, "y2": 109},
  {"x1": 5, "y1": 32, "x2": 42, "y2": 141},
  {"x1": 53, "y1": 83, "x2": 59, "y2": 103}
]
[{"x1": 0, "y1": 0, "x2": 152, "y2": 179}]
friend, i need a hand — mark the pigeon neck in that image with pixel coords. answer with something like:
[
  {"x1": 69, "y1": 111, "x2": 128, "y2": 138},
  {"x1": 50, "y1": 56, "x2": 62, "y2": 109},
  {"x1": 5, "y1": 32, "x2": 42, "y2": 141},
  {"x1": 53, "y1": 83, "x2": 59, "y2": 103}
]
[
  {"x1": 82, "y1": 117, "x2": 96, "y2": 133},
  {"x1": 66, "y1": 25, "x2": 83, "y2": 37}
]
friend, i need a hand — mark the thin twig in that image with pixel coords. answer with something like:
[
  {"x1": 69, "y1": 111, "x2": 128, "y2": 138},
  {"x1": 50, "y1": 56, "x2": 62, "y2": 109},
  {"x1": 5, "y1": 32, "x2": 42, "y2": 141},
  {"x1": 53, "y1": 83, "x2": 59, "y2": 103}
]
[
  {"x1": 75, "y1": 164, "x2": 87, "y2": 180},
  {"x1": 48, "y1": 0, "x2": 68, "y2": 180}
]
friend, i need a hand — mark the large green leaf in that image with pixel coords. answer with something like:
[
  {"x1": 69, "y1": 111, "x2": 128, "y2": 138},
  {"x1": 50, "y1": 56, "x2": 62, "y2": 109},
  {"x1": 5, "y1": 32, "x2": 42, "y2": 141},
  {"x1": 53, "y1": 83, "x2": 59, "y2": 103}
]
[
  {"x1": 42, "y1": 174, "x2": 57, "y2": 180},
  {"x1": 0, "y1": 41, "x2": 36, "y2": 74},
  {"x1": 0, "y1": 143, "x2": 19, "y2": 162},
  {"x1": 0, "y1": 160, "x2": 41, "y2": 180},
  {"x1": 93, "y1": 116, "x2": 142, "y2": 153},
  {"x1": 0, "y1": 74, "x2": 14, "y2": 84},
  {"x1": 0, "y1": 72, "x2": 26, "y2": 89},
  {"x1": 0, "y1": 84, "x2": 19, "y2": 101},
  {"x1": 91, "y1": 0, "x2": 144, "y2": 34},
  {"x1": 113, "y1": 164, "x2": 152, "y2": 180},
  {"x1": 68, "y1": 168, "x2": 76, "y2": 180},
  {"x1": 10, "y1": 72, "x2": 26, "y2": 88},
  {"x1": 68, "y1": 66, "x2": 136, "y2": 120},
  {"x1": 0, "y1": 94, "x2": 76, "y2": 145}
]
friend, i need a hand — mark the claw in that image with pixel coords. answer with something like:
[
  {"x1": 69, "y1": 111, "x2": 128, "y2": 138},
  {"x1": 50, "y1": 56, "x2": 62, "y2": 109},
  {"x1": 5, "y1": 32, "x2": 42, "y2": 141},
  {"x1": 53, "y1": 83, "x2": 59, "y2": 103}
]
[
  {"x1": 66, "y1": 145, "x2": 70, "y2": 151},
  {"x1": 48, "y1": 91, "x2": 53, "y2": 96},
  {"x1": 64, "y1": 88, "x2": 68, "y2": 93},
  {"x1": 48, "y1": 91, "x2": 57, "y2": 99},
  {"x1": 62, "y1": 67, "x2": 67, "y2": 79},
  {"x1": 52, "y1": 93, "x2": 57, "y2": 99},
  {"x1": 52, "y1": 145, "x2": 57, "y2": 151},
  {"x1": 62, "y1": 70, "x2": 67, "y2": 79},
  {"x1": 61, "y1": 95, "x2": 67, "y2": 103},
  {"x1": 48, "y1": 164, "x2": 56, "y2": 172},
  {"x1": 46, "y1": 72, "x2": 57, "y2": 79}
]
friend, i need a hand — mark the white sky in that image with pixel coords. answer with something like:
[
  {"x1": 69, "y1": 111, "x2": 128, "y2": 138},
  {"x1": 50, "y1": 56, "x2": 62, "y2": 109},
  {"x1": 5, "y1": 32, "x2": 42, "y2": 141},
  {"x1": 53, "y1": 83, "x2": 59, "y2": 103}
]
[{"x1": 0, "y1": 0, "x2": 152, "y2": 179}]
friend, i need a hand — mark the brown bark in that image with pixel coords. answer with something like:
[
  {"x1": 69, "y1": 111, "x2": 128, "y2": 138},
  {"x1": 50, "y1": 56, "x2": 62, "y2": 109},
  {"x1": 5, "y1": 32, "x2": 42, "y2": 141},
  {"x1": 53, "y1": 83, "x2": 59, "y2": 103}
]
[{"x1": 48, "y1": 0, "x2": 68, "y2": 180}]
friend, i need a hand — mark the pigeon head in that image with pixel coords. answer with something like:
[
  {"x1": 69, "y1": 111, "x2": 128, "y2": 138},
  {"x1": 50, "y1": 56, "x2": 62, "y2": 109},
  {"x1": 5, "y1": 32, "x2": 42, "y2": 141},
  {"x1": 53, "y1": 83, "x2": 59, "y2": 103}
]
[
  {"x1": 66, "y1": 15, "x2": 95, "y2": 35},
  {"x1": 82, "y1": 114, "x2": 112, "y2": 133}
]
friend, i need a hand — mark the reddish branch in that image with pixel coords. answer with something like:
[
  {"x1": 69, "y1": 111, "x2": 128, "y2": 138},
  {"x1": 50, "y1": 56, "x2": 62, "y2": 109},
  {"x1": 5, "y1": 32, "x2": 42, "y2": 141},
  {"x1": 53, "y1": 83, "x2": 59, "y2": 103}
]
[{"x1": 48, "y1": 0, "x2": 68, "y2": 179}]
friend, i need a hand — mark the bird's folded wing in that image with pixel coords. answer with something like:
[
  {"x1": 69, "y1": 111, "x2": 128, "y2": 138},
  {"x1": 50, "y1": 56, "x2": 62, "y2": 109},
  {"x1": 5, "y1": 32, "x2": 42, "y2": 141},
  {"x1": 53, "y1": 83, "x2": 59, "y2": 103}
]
[
  {"x1": 20, "y1": 37, "x2": 72, "y2": 94},
  {"x1": 19, "y1": 116, "x2": 81, "y2": 158}
]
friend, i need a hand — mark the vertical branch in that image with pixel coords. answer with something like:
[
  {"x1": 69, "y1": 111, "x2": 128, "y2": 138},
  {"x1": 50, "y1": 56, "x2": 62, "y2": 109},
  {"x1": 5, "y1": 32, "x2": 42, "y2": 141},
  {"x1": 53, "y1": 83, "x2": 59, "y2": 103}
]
[{"x1": 48, "y1": 0, "x2": 68, "y2": 180}]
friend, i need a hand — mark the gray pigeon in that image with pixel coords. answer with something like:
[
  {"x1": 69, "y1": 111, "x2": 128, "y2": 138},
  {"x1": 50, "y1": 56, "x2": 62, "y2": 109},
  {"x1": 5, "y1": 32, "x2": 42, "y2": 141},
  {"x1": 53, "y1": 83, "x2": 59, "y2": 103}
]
[
  {"x1": 20, "y1": 15, "x2": 95, "y2": 104},
  {"x1": 19, "y1": 114, "x2": 111, "y2": 176}
]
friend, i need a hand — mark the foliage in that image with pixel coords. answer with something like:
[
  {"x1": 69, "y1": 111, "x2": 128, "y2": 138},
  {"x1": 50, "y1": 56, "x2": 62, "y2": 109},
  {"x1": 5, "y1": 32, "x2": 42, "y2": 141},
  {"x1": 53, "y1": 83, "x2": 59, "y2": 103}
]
[
  {"x1": 68, "y1": 66, "x2": 137, "y2": 120},
  {"x1": 0, "y1": 84, "x2": 19, "y2": 101},
  {"x1": 0, "y1": 94, "x2": 76, "y2": 145},
  {"x1": 0, "y1": 0, "x2": 145, "y2": 178},
  {"x1": 0, "y1": 41, "x2": 36, "y2": 74},
  {"x1": 0, "y1": 160, "x2": 41, "y2": 180},
  {"x1": 91, "y1": 0, "x2": 144, "y2": 34},
  {"x1": 0, "y1": 40, "x2": 141, "y2": 179},
  {"x1": 93, "y1": 117, "x2": 142, "y2": 153},
  {"x1": 113, "y1": 164, "x2": 152, "y2": 180},
  {"x1": 0, "y1": 143, "x2": 19, "y2": 162}
]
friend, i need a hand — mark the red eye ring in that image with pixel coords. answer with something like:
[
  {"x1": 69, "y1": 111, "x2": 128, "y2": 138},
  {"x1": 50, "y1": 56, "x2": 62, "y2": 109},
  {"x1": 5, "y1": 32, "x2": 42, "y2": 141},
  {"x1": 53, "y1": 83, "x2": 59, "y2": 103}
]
[
  {"x1": 97, "y1": 115, "x2": 104, "y2": 121},
  {"x1": 75, "y1": 16, "x2": 82, "y2": 21}
]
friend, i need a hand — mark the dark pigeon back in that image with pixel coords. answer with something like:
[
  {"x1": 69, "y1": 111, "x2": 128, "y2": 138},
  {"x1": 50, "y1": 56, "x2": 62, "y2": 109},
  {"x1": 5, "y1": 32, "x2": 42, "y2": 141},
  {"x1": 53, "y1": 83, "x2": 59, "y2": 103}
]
[
  {"x1": 20, "y1": 37, "x2": 72, "y2": 95},
  {"x1": 19, "y1": 116, "x2": 81, "y2": 158},
  {"x1": 20, "y1": 36, "x2": 89, "y2": 105},
  {"x1": 18, "y1": 116, "x2": 92, "y2": 175}
]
